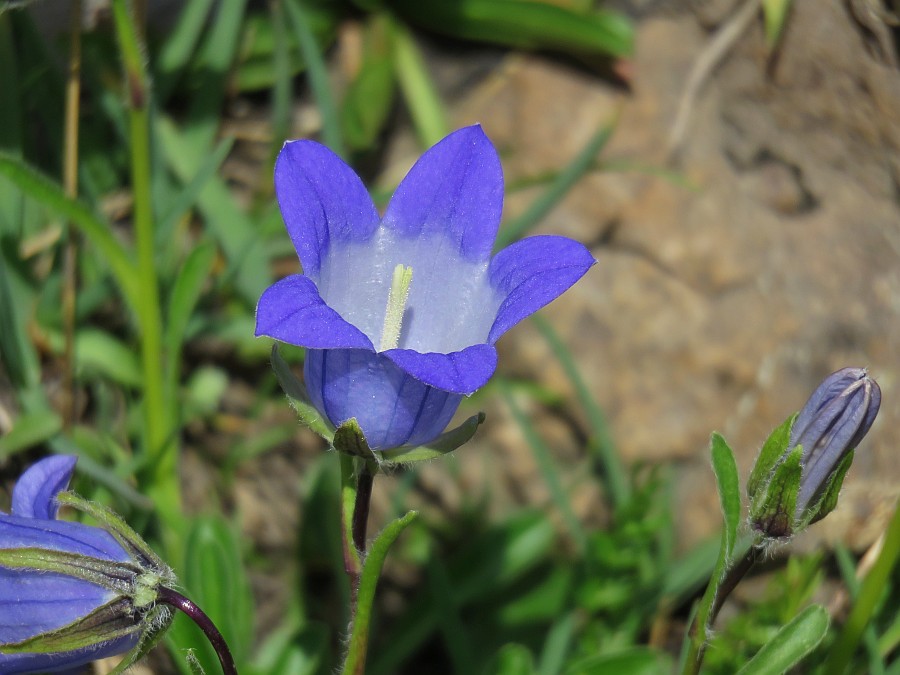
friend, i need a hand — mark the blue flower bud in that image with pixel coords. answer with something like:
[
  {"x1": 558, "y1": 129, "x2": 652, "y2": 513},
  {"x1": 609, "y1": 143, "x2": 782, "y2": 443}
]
[
  {"x1": 749, "y1": 368, "x2": 881, "y2": 538},
  {"x1": 0, "y1": 456, "x2": 175, "y2": 674}
]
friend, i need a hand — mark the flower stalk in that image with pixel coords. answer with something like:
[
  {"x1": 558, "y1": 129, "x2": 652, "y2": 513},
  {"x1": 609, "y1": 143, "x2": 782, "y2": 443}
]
[
  {"x1": 157, "y1": 586, "x2": 237, "y2": 675},
  {"x1": 111, "y1": 0, "x2": 181, "y2": 532}
]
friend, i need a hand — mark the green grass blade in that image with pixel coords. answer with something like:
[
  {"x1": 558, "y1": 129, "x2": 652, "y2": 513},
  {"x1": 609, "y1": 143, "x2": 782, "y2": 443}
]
[
  {"x1": 834, "y1": 545, "x2": 886, "y2": 675},
  {"x1": 500, "y1": 381, "x2": 588, "y2": 554},
  {"x1": 285, "y1": 0, "x2": 345, "y2": 156},
  {"x1": 341, "y1": 15, "x2": 395, "y2": 152},
  {"x1": 157, "y1": 116, "x2": 269, "y2": 304},
  {"x1": 0, "y1": 410, "x2": 62, "y2": 460},
  {"x1": 0, "y1": 153, "x2": 140, "y2": 311},
  {"x1": 164, "y1": 239, "x2": 216, "y2": 406},
  {"x1": 154, "y1": 0, "x2": 217, "y2": 101},
  {"x1": 390, "y1": 17, "x2": 449, "y2": 149},
  {"x1": 269, "y1": 0, "x2": 293, "y2": 167},
  {"x1": 737, "y1": 605, "x2": 829, "y2": 675},
  {"x1": 531, "y1": 314, "x2": 628, "y2": 512},
  {"x1": 157, "y1": 136, "x2": 235, "y2": 243},
  {"x1": 392, "y1": 0, "x2": 633, "y2": 58},
  {"x1": 183, "y1": 0, "x2": 249, "y2": 156},
  {"x1": 497, "y1": 119, "x2": 615, "y2": 249}
]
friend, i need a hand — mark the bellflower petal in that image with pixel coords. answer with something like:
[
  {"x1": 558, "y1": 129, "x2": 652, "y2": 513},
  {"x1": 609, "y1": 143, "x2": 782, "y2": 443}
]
[
  {"x1": 258, "y1": 126, "x2": 595, "y2": 450},
  {"x1": 275, "y1": 140, "x2": 380, "y2": 278},
  {"x1": 11, "y1": 455, "x2": 77, "y2": 520},
  {"x1": 488, "y1": 235, "x2": 596, "y2": 343},
  {"x1": 383, "y1": 345, "x2": 498, "y2": 395},
  {"x1": 304, "y1": 349, "x2": 462, "y2": 450},
  {"x1": 382, "y1": 126, "x2": 503, "y2": 263},
  {"x1": 255, "y1": 274, "x2": 374, "y2": 349},
  {"x1": 0, "y1": 568, "x2": 121, "y2": 643}
]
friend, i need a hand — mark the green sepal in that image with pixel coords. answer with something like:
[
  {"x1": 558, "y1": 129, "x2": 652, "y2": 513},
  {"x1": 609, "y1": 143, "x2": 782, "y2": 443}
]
[
  {"x1": 380, "y1": 412, "x2": 486, "y2": 465},
  {"x1": 0, "y1": 547, "x2": 139, "y2": 593},
  {"x1": 271, "y1": 345, "x2": 335, "y2": 442},
  {"x1": 108, "y1": 605, "x2": 174, "y2": 675},
  {"x1": 0, "y1": 596, "x2": 140, "y2": 655},
  {"x1": 332, "y1": 418, "x2": 378, "y2": 461},
  {"x1": 56, "y1": 491, "x2": 171, "y2": 578},
  {"x1": 803, "y1": 449, "x2": 855, "y2": 528},
  {"x1": 750, "y1": 443, "x2": 803, "y2": 538},
  {"x1": 747, "y1": 413, "x2": 796, "y2": 500}
]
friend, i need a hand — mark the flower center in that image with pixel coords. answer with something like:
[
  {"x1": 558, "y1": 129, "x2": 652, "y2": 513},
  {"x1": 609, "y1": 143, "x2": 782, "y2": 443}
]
[{"x1": 379, "y1": 263, "x2": 413, "y2": 351}]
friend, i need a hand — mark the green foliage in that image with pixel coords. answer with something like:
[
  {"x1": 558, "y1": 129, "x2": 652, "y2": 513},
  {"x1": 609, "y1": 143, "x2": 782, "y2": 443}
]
[
  {"x1": 704, "y1": 554, "x2": 827, "y2": 673},
  {"x1": 0, "y1": 2, "x2": 887, "y2": 675}
]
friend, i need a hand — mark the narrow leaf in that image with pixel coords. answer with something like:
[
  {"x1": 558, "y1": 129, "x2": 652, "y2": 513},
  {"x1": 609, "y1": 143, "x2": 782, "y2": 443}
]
[
  {"x1": 392, "y1": 0, "x2": 633, "y2": 58},
  {"x1": 285, "y1": 0, "x2": 345, "y2": 156},
  {"x1": 0, "y1": 154, "x2": 140, "y2": 311},
  {"x1": 164, "y1": 240, "x2": 216, "y2": 404},
  {"x1": 157, "y1": 137, "x2": 234, "y2": 241},
  {"x1": 0, "y1": 410, "x2": 62, "y2": 459},
  {"x1": 747, "y1": 413, "x2": 795, "y2": 499},
  {"x1": 497, "y1": 119, "x2": 615, "y2": 248},
  {"x1": 737, "y1": 604, "x2": 829, "y2": 675},
  {"x1": 751, "y1": 443, "x2": 802, "y2": 538},
  {"x1": 342, "y1": 511, "x2": 419, "y2": 674},
  {"x1": 390, "y1": 17, "x2": 449, "y2": 148},
  {"x1": 379, "y1": 412, "x2": 485, "y2": 464},
  {"x1": 762, "y1": 0, "x2": 794, "y2": 50},
  {"x1": 711, "y1": 432, "x2": 741, "y2": 561}
]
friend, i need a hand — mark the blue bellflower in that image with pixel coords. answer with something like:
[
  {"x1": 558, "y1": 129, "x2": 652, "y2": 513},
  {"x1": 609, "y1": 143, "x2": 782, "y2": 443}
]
[
  {"x1": 0, "y1": 456, "x2": 140, "y2": 674},
  {"x1": 256, "y1": 126, "x2": 595, "y2": 450}
]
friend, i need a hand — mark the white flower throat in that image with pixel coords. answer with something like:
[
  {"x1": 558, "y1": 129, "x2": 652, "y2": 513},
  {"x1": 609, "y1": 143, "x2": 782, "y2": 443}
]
[
  {"x1": 316, "y1": 229, "x2": 501, "y2": 354},
  {"x1": 379, "y1": 264, "x2": 413, "y2": 352}
]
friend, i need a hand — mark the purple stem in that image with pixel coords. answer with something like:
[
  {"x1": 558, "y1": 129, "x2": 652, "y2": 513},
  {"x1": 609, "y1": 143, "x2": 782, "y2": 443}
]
[
  {"x1": 158, "y1": 586, "x2": 238, "y2": 675},
  {"x1": 352, "y1": 463, "x2": 375, "y2": 555}
]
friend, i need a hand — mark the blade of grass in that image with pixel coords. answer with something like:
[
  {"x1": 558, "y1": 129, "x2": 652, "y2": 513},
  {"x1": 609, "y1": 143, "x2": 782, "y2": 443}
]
[
  {"x1": 496, "y1": 118, "x2": 617, "y2": 249},
  {"x1": 426, "y1": 555, "x2": 476, "y2": 674},
  {"x1": 531, "y1": 313, "x2": 628, "y2": 514},
  {"x1": 389, "y1": 17, "x2": 449, "y2": 149},
  {"x1": 826, "y1": 498, "x2": 900, "y2": 674},
  {"x1": 164, "y1": 240, "x2": 216, "y2": 410},
  {"x1": 182, "y1": 0, "x2": 248, "y2": 156},
  {"x1": 157, "y1": 116, "x2": 269, "y2": 303},
  {"x1": 500, "y1": 380, "x2": 588, "y2": 555},
  {"x1": 834, "y1": 544, "x2": 886, "y2": 675},
  {"x1": 269, "y1": 0, "x2": 293, "y2": 170},
  {"x1": 154, "y1": 0, "x2": 216, "y2": 101},
  {"x1": 341, "y1": 15, "x2": 395, "y2": 153},
  {"x1": 391, "y1": 0, "x2": 633, "y2": 58},
  {"x1": 284, "y1": 0, "x2": 345, "y2": 156},
  {"x1": 157, "y1": 136, "x2": 235, "y2": 241},
  {"x1": 538, "y1": 612, "x2": 576, "y2": 675},
  {"x1": 0, "y1": 153, "x2": 140, "y2": 311}
]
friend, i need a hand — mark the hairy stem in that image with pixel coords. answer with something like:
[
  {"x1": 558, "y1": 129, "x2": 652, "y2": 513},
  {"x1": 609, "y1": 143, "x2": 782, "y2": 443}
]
[{"x1": 683, "y1": 541, "x2": 760, "y2": 674}]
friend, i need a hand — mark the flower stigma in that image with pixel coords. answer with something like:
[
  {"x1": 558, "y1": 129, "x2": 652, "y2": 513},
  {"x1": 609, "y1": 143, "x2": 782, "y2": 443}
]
[{"x1": 379, "y1": 263, "x2": 413, "y2": 351}]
